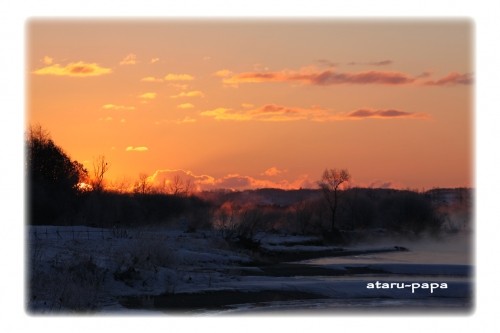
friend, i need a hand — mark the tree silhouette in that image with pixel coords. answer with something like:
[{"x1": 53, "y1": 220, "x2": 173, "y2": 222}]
[
  {"x1": 318, "y1": 168, "x2": 351, "y2": 235},
  {"x1": 91, "y1": 155, "x2": 109, "y2": 192},
  {"x1": 27, "y1": 125, "x2": 88, "y2": 224}
]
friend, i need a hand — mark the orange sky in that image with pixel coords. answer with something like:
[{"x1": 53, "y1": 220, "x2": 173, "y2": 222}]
[{"x1": 27, "y1": 19, "x2": 473, "y2": 191}]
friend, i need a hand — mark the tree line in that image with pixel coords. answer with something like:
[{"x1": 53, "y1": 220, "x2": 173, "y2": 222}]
[{"x1": 27, "y1": 125, "x2": 464, "y2": 243}]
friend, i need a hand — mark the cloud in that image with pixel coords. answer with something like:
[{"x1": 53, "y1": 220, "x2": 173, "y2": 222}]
[
  {"x1": 221, "y1": 66, "x2": 472, "y2": 87},
  {"x1": 214, "y1": 69, "x2": 233, "y2": 77},
  {"x1": 422, "y1": 72, "x2": 473, "y2": 86},
  {"x1": 201, "y1": 104, "x2": 428, "y2": 122},
  {"x1": 150, "y1": 58, "x2": 160, "y2": 64},
  {"x1": 200, "y1": 108, "x2": 251, "y2": 121},
  {"x1": 222, "y1": 68, "x2": 415, "y2": 86},
  {"x1": 164, "y1": 73, "x2": 194, "y2": 81},
  {"x1": 213, "y1": 173, "x2": 314, "y2": 191},
  {"x1": 369, "y1": 60, "x2": 394, "y2": 66},
  {"x1": 125, "y1": 146, "x2": 148, "y2": 152},
  {"x1": 98, "y1": 116, "x2": 113, "y2": 122},
  {"x1": 43, "y1": 56, "x2": 53, "y2": 65},
  {"x1": 141, "y1": 76, "x2": 164, "y2": 83},
  {"x1": 33, "y1": 61, "x2": 112, "y2": 77},
  {"x1": 345, "y1": 108, "x2": 428, "y2": 119},
  {"x1": 316, "y1": 59, "x2": 338, "y2": 67},
  {"x1": 138, "y1": 92, "x2": 157, "y2": 100},
  {"x1": 102, "y1": 104, "x2": 135, "y2": 111},
  {"x1": 177, "y1": 103, "x2": 195, "y2": 109},
  {"x1": 148, "y1": 169, "x2": 215, "y2": 192},
  {"x1": 170, "y1": 90, "x2": 205, "y2": 98},
  {"x1": 241, "y1": 103, "x2": 254, "y2": 108},
  {"x1": 262, "y1": 167, "x2": 286, "y2": 177},
  {"x1": 168, "y1": 83, "x2": 189, "y2": 90},
  {"x1": 176, "y1": 116, "x2": 197, "y2": 124},
  {"x1": 119, "y1": 53, "x2": 137, "y2": 65},
  {"x1": 347, "y1": 60, "x2": 394, "y2": 66},
  {"x1": 146, "y1": 169, "x2": 315, "y2": 192}
]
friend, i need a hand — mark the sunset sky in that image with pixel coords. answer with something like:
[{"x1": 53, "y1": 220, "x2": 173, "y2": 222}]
[{"x1": 27, "y1": 19, "x2": 473, "y2": 191}]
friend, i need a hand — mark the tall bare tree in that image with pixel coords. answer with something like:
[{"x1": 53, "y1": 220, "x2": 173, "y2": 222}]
[
  {"x1": 318, "y1": 168, "x2": 351, "y2": 233},
  {"x1": 91, "y1": 155, "x2": 109, "y2": 192},
  {"x1": 168, "y1": 175, "x2": 193, "y2": 196},
  {"x1": 134, "y1": 173, "x2": 152, "y2": 194}
]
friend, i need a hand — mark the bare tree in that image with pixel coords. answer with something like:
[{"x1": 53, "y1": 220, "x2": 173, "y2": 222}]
[
  {"x1": 168, "y1": 175, "x2": 193, "y2": 196},
  {"x1": 134, "y1": 173, "x2": 152, "y2": 194},
  {"x1": 91, "y1": 155, "x2": 109, "y2": 192},
  {"x1": 318, "y1": 168, "x2": 351, "y2": 234}
]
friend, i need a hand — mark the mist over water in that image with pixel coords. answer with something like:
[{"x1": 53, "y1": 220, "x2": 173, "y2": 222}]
[{"x1": 308, "y1": 232, "x2": 473, "y2": 265}]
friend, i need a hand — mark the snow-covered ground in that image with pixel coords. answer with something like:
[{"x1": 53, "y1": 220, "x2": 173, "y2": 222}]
[{"x1": 27, "y1": 226, "x2": 473, "y2": 314}]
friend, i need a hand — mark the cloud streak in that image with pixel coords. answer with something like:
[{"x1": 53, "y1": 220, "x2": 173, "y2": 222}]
[
  {"x1": 201, "y1": 104, "x2": 427, "y2": 122},
  {"x1": 33, "y1": 61, "x2": 112, "y2": 77},
  {"x1": 347, "y1": 60, "x2": 394, "y2": 66},
  {"x1": 119, "y1": 53, "x2": 137, "y2": 65},
  {"x1": 262, "y1": 167, "x2": 286, "y2": 177},
  {"x1": 177, "y1": 103, "x2": 195, "y2": 109},
  {"x1": 164, "y1": 73, "x2": 194, "y2": 81},
  {"x1": 125, "y1": 146, "x2": 148, "y2": 152},
  {"x1": 345, "y1": 109, "x2": 426, "y2": 119},
  {"x1": 138, "y1": 92, "x2": 157, "y2": 100},
  {"x1": 221, "y1": 67, "x2": 472, "y2": 87},
  {"x1": 102, "y1": 104, "x2": 135, "y2": 111},
  {"x1": 141, "y1": 76, "x2": 164, "y2": 83},
  {"x1": 422, "y1": 72, "x2": 473, "y2": 86},
  {"x1": 147, "y1": 169, "x2": 313, "y2": 192},
  {"x1": 170, "y1": 90, "x2": 205, "y2": 98}
]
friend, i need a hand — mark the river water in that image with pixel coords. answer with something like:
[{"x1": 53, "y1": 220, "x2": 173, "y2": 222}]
[{"x1": 220, "y1": 233, "x2": 473, "y2": 314}]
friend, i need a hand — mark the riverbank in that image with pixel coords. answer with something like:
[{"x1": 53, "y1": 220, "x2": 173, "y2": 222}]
[{"x1": 27, "y1": 226, "x2": 473, "y2": 313}]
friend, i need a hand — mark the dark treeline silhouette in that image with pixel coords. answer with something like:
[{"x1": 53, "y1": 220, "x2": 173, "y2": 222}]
[
  {"x1": 26, "y1": 125, "x2": 210, "y2": 230},
  {"x1": 205, "y1": 187, "x2": 470, "y2": 242},
  {"x1": 27, "y1": 125, "x2": 88, "y2": 225},
  {"x1": 26, "y1": 125, "x2": 472, "y2": 243}
]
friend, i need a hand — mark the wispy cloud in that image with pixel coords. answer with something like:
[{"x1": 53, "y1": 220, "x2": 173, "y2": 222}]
[
  {"x1": 102, "y1": 104, "x2": 135, "y2": 111},
  {"x1": 119, "y1": 53, "x2": 137, "y2": 65},
  {"x1": 125, "y1": 146, "x2": 148, "y2": 152},
  {"x1": 33, "y1": 61, "x2": 112, "y2": 77},
  {"x1": 42, "y1": 56, "x2": 53, "y2": 65},
  {"x1": 222, "y1": 68, "x2": 415, "y2": 86},
  {"x1": 175, "y1": 116, "x2": 197, "y2": 124},
  {"x1": 316, "y1": 59, "x2": 338, "y2": 68},
  {"x1": 221, "y1": 66, "x2": 472, "y2": 87},
  {"x1": 201, "y1": 104, "x2": 427, "y2": 122},
  {"x1": 422, "y1": 72, "x2": 473, "y2": 86},
  {"x1": 148, "y1": 169, "x2": 215, "y2": 192},
  {"x1": 345, "y1": 108, "x2": 427, "y2": 119},
  {"x1": 141, "y1": 76, "x2": 163, "y2": 83},
  {"x1": 138, "y1": 92, "x2": 157, "y2": 100},
  {"x1": 150, "y1": 58, "x2": 160, "y2": 64},
  {"x1": 98, "y1": 116, "x2": 113, "y2": 122},
  {"x1": 347, "y1": 60, "x2": 394, "y2": 66},
  {"x1": 177, "y1": 103, "x2": 195, "y2": 109},
  {"x1": 164, "y1": 73, "x2": 194, "y2": 81},
  {"x1": 147, "y1": 169, "x2": 313, "y2": 192},
  {"x1": 262, "y1": 167, "x2": 286, "y2": 177},
  {"x1": 213, "y1": 69, "x2": 233, "y2": 77},
  {"x1": 170, "y1": 90, "x2": 205, "y2": 98}
]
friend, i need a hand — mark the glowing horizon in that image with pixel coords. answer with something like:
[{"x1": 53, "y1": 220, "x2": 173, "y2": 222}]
[{"x1": 27, "y1": 19, "x2": 473, "y2": 191}]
